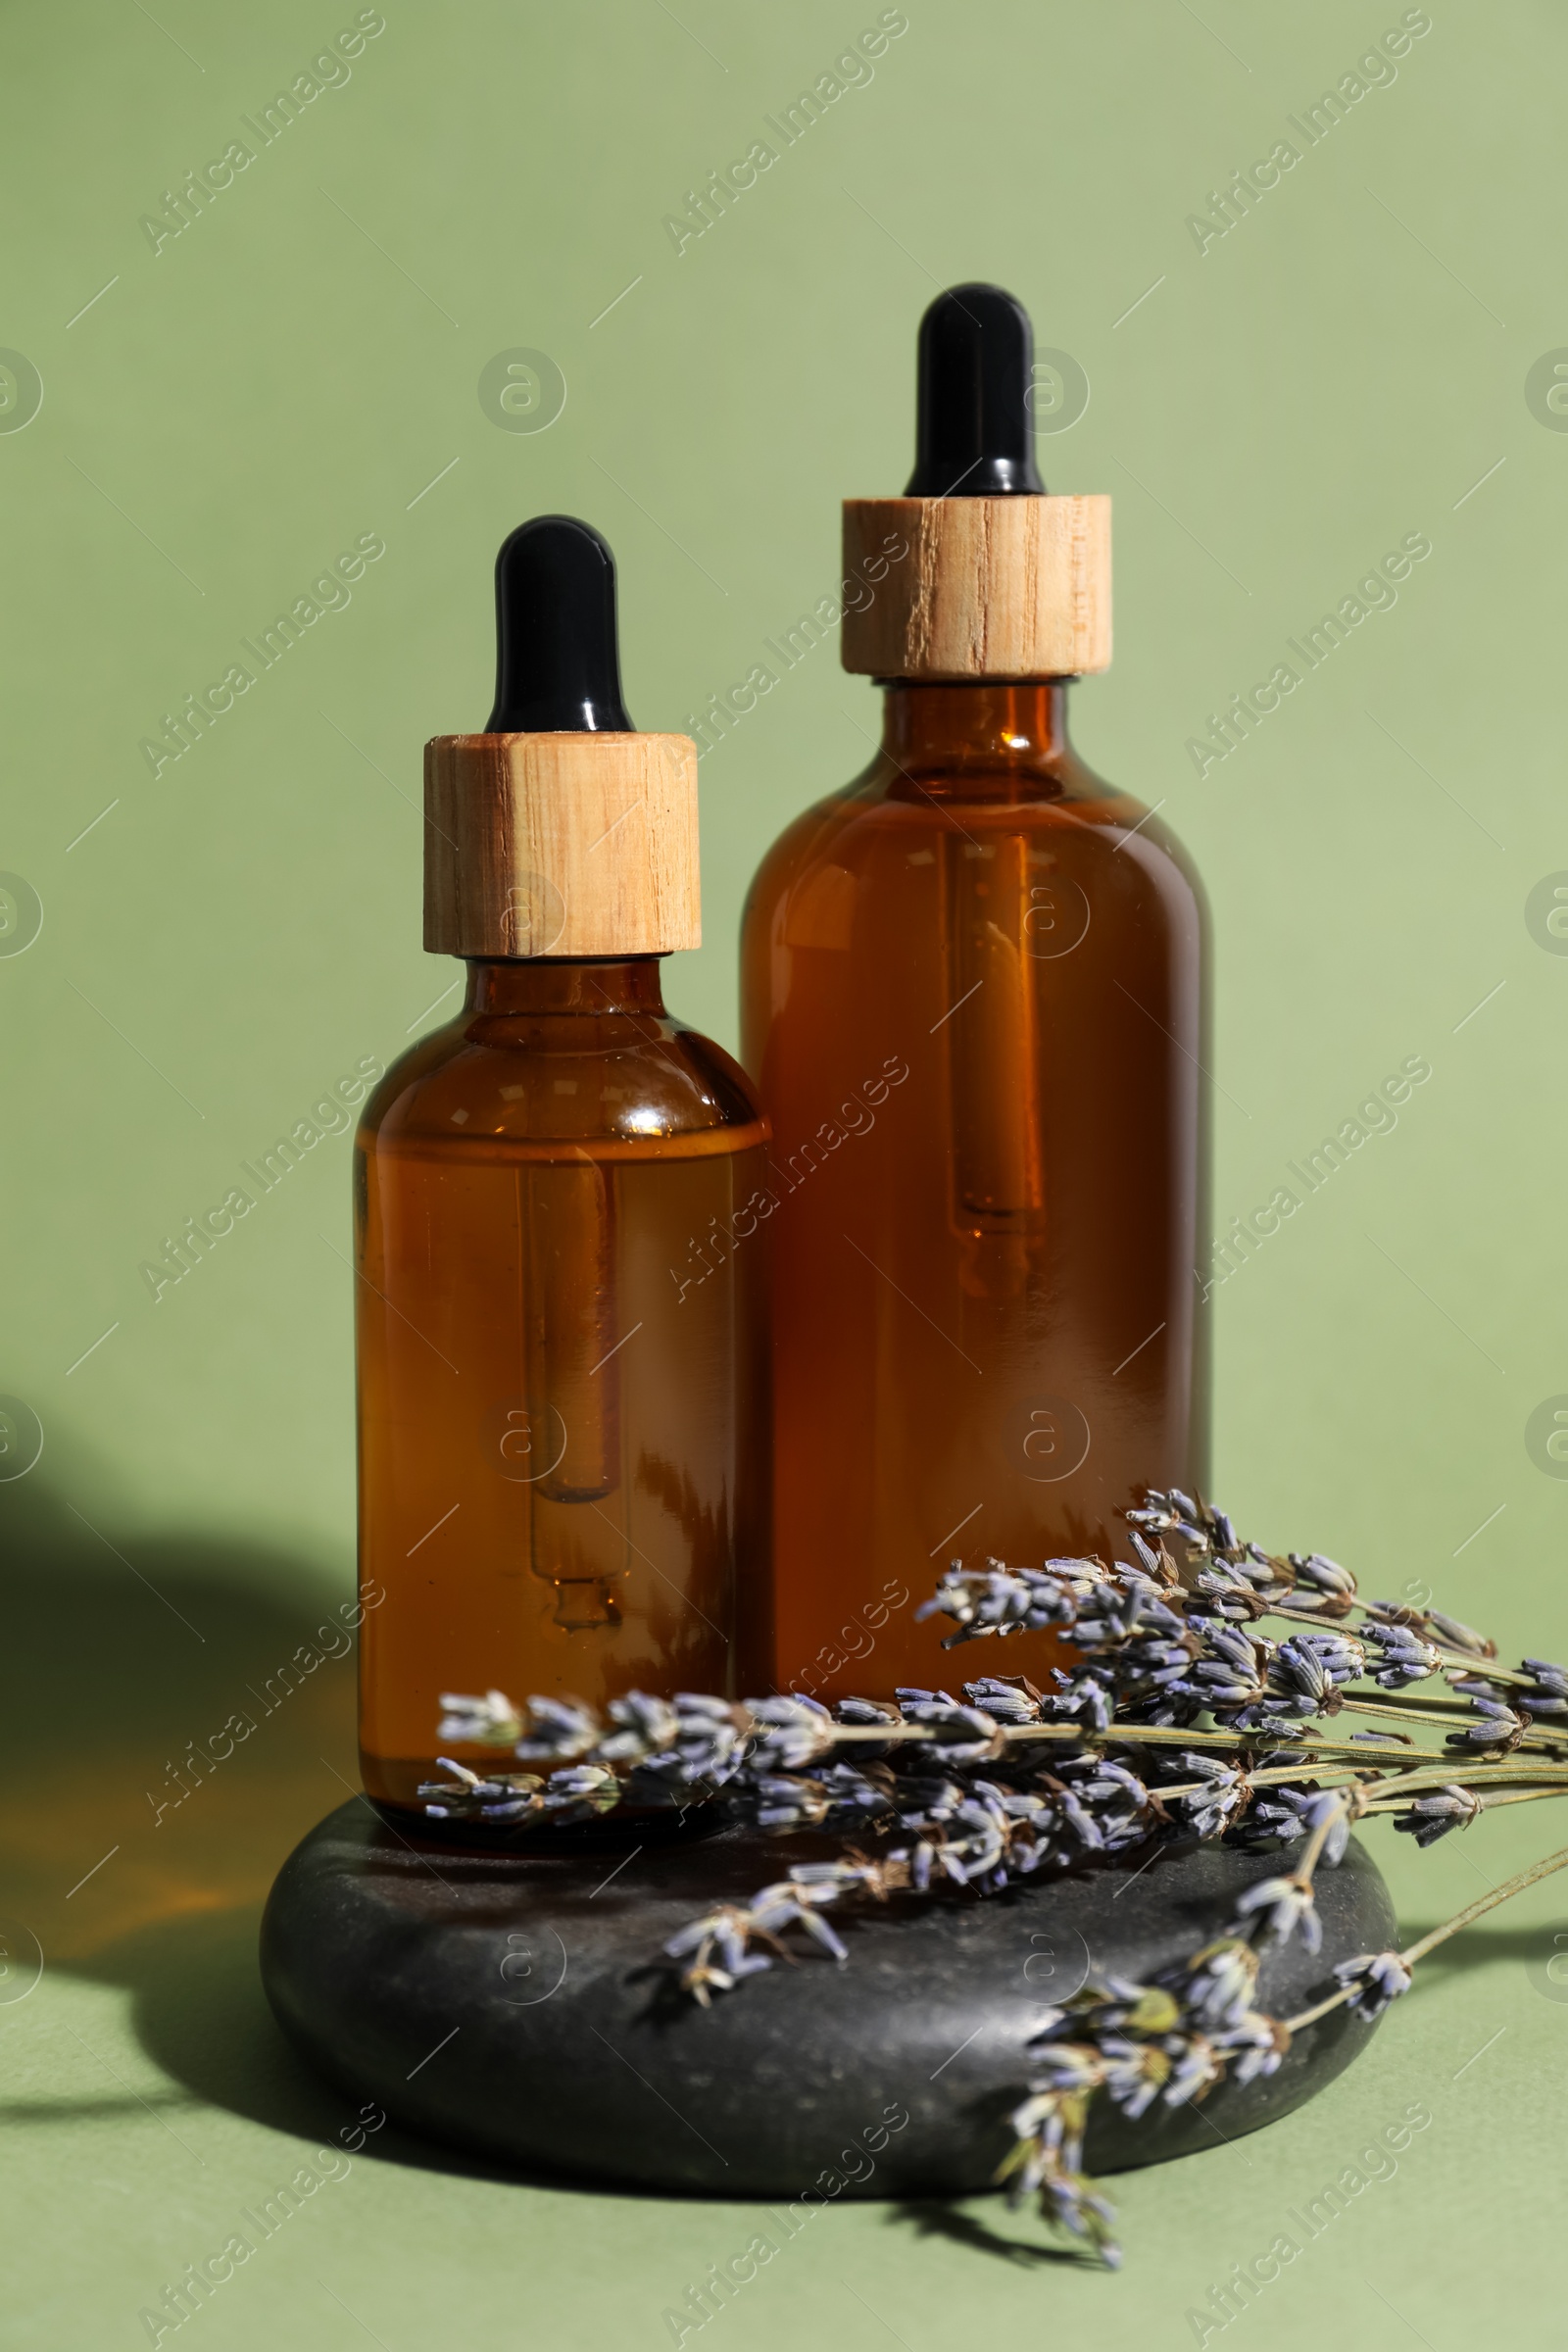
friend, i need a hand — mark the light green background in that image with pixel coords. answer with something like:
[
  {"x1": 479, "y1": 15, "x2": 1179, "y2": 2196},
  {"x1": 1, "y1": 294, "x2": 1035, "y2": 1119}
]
[{"x1": 3, "y1": 0, "x2": 1565, "y2": 2342}]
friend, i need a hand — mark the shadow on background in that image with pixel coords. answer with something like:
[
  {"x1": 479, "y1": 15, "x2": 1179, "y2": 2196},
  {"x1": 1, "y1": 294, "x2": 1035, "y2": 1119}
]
[
  {"x1": 0, "y1": 1462, "x2": 372, "y2": 2147},
  {"x1": 888, "y1": 2200, "x2": 1083, "y2": 2267},
  {"x1": 0, "y1": 1461, "x2": 665, "y2": 2190}
]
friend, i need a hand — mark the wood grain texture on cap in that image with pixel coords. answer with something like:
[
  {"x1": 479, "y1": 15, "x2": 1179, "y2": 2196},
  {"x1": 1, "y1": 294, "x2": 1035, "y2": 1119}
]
[
  {"x1": 841, "y1": 494, "x2": 1111, "y2": 678},
  {"x1": 423, "y1": 732, "x2": 701, "y2": 958}
]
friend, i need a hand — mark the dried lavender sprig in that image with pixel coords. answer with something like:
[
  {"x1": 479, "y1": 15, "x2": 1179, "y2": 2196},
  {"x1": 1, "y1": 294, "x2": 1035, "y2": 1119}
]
[
  {"x1": 644, "y1": 1759, "x2": 1568, "y2": 1999},
  {"x1": 1000, "y1": 1934, "x2": 1287, "y2": 2267},
  {"x1": 1142, "y1": 1497, "x2": 1568, "y2": 1716},
  {"x1": 1002, "y1": 1832, "x2": 1568, "y2": 2266},
  {"x1": 416, "y1": 1692, "x2": 1520, "y2": 1831},
  {"x1": 438, "y1": 1674, "x2": 1558, "y2": 1787},
  {"x1": 923, "y1": 1537, "x2": 1568, "y2": 1773},
  {"x1": 429, "y1": 1490, "x2": 1568, "y2": 2271},
  {"x1": 411, "y1": 1719, "x2": 1475, "y2": 1826},
  {"x1": 422, "y1": 1671, "x2": 1563, "y2": 1827},
  {"x1": 942, "y1": 1494, "x2": 1548, "y2": 1698},
  {"x1": 1281, "y1": 1838, "x2": 1568, "y2": 2032},
  {"x1": 424, "y1": 1687, "x2": 1462, "y2": 1788},
  {"x1": 432, "y1": 1491, "x2": 1568, "y2": 1806},
  {"x1": 424, "y1": 1504, "x2": 1567, "y2": 1980}
]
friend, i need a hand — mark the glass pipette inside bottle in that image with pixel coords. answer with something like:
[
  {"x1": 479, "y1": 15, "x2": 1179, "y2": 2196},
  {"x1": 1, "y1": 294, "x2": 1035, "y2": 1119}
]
[
  {"x1": 486, "y1": 517, "x2": 638, "y2": 1631},
  {"x1": 906, "y1": 289, "x2": 1054, "y2": 1293},
  {"x1": 521, "y1": 1160, "x2": 631, "y2": 1627}
]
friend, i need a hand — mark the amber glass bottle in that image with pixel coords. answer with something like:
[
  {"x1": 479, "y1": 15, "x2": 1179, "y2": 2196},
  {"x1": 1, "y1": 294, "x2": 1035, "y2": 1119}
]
[
  {"x1": 740, "y1": 289, "x2": 1209, "y2": 1703},
  {"x1": 357, "y1": 519, "x2": 768, "y2": 1825}
]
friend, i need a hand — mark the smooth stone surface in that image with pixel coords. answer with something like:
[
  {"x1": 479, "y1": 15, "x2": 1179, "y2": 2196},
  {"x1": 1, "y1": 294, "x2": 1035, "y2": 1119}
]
[{"x1": 261, "y1": 1800, "x2": 1396, "y2": 2198}]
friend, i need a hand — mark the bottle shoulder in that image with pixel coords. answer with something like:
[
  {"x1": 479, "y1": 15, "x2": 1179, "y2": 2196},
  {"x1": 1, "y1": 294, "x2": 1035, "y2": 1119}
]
[
  {"x1": 742, "y1": 747, "x2": 1207, "y2": 932},
  {"x1": 361, "y1": 1003, "x2": 766, "y2": 1159}
]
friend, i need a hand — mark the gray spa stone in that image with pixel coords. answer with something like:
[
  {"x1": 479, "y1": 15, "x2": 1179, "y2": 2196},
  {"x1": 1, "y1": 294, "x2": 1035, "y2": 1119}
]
[{"x1": 260, "y1": 1799, "x2": 1396, "y2": 2197}]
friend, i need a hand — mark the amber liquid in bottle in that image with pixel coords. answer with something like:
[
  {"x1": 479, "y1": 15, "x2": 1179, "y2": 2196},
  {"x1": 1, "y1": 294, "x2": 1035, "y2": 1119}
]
[
  {"x1": 356, "y1": 956, "x2": 769, "y2": 1822},
  {"x1": 741, "y1": 682, "x2": 1209, "y2": 1701}
]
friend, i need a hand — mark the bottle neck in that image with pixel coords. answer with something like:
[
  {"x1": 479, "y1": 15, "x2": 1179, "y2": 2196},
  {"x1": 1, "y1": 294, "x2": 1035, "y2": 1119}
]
[
  {"x1": 465, "y1": 956, "x2": 667, "y2": 1016},
  {"x1": 880, "y1": 680, "x2": 1072, "y2": 775}
]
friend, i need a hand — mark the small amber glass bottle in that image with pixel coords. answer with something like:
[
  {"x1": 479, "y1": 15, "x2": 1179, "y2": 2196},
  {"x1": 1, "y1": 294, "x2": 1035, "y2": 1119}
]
[
  {"x1": 740, "y1": 289, "x2": 1209, "y2": 1703},
  {"x1": 356, "y1": 518, "x2": 769, "y2": 1827}
]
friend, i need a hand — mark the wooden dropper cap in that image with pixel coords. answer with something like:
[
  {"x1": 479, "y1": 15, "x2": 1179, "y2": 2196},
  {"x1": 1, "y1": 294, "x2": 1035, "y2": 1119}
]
[
  {"x1": 840, "y1": 284, "x2": 1111, "y2": 681},
  {"x1": 424, "y1": 516, "x2": 700, "y2": 958}
]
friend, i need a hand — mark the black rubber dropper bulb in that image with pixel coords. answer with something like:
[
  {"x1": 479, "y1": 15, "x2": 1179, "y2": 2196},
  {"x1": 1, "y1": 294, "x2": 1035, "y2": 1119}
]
[
  {"x1": 904, "y1": 283, "x2": 1046, "y2": 500},
  {"x1": 485, "y1": 514, "x2": 634, "y2": 732}
]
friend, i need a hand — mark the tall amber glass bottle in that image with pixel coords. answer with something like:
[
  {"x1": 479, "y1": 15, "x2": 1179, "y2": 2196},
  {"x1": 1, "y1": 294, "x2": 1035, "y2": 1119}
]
[
  {"x1": 741, "y1": 287, "x2": 1208, "y2": 1703},
  {"x1": 357, "y1": 517, "x2": 768, "y2": 1827}
]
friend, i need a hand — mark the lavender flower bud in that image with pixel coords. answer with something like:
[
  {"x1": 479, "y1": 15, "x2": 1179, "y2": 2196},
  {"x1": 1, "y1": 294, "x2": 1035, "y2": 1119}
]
[
  {"x1": 514, "y1": 1695, "x2": 601, "y2": 1761},
  {"x1": 1394, "y1": 1784, "x2": 1483, "y2": 1844},
  {"x1": 1165, "y1": 1753, "x2": 1245, "y2": 1839},
  {"x1": 1039, "y1": 1670, "x2": 1114, "y2": 1734},
  {"x1": 1519, "y1": 1657, "x2": 1568, "y2": 1716},
  {"x1": 1176, "y1": 1624, "x2": 1268, "y2": 1710},
  {"x1": 1361, "y1": 1621, "x2": 1443, "y2": 1690},
  {"x1": 1333, "y1": 1949, "x2": 1412, "y2": 2020},
  {"x1": 1426, "y1": 1610, "x2": 1496, "y2": 1658},
  {"x1": 1178, "y1": 1937, "x2": 1259, "y2": 2030},
  {"x1": 745, "y1": 1694, "x2": 837, "y2": 1770},
  {"x1": 1301, "y1": 1788, "x2": 1350, "y2": 1867},
  {"x1": 1231, "y1": 1872, "x2": 1322, "y2": 1954},
  {"x1": 898, "y1": 1699, "x2": 1004, "y2": 1763},
  {"x1": 436, "y1": 1689, "x2": 525, "y2": 1748},
  {"x1": 1213, "y1": 2009, "x2": 1290, "y2": 2084},
  {"x1": 1284, "y1": 1552, "x2": 1358, "y2": 1614},
  {"x1": 1446, "y1": 1698, "x2": 1525, "y2": 1751},
  {"x1": 595, "y1": 1691, "x2": 679, "y2": 1760},
  {"x1": 1259, "y1": 1631, "x2": 1364, "y2": 1718},
  {"x1": 961, "y1": 1677, "x2": 1042, "y2": 1724}
]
